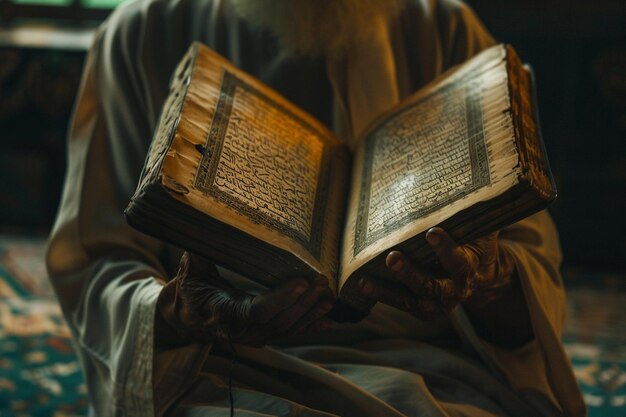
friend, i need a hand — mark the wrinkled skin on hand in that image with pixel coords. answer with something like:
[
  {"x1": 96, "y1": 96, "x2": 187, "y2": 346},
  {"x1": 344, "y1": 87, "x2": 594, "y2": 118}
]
[
  {"x1": 155, "y1": 252, "x2": 335, "y2": 348},
  {"x1": 358, "y1": 227, "x2": 516, "y2": 320}
]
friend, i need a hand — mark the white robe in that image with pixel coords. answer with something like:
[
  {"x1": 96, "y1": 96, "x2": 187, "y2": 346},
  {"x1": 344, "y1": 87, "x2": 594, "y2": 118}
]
[{"x1": 46, "y1": 0, "x2": 585, "y2": 415}]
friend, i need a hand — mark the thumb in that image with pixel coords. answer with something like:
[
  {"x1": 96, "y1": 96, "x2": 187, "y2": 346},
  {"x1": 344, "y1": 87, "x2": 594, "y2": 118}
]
[{"x1": 183, "y1": 252, "x2": 221, "y2": 279}]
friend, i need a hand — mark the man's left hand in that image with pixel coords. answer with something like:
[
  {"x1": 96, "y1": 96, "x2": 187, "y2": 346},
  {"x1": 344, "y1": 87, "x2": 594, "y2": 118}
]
[{"x1": 358, "y1": 227, "x2": 516, "y2": 319}]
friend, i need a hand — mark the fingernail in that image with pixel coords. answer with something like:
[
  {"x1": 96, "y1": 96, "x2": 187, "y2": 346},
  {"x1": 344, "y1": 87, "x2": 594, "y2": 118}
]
[
  {"x1": 387, "y1": 252, "x2": 403, "y2": 272},
  {"x1": 314, "y1": 275, "x2": 328, "y2": 286},
  {"x1": 426, "y1": 229, "x2": 441, "y2": 246},
  {"x1": 293, "y1": 282, "x2": 308, "y2": 295},
  {"x1": 359, "y1": 278, "x2": 374, "y2": 296}
]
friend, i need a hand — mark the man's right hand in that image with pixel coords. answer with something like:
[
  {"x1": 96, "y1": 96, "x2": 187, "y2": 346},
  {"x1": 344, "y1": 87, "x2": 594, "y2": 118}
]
[{"x1": 154, "y1": 252, "x2": 335, "y2": 348}]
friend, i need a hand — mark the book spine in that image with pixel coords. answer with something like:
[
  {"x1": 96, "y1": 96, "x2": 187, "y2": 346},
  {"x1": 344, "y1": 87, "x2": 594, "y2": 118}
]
[
  {"x1": 137, "y1": 44, "x2": 198, "y2": 194},
  {"x1": 126, "y1": 44, "x2": 198, "y2": 233},
  {"x1": 506, "y1": 45, "x2": 557, "y2": 203}
]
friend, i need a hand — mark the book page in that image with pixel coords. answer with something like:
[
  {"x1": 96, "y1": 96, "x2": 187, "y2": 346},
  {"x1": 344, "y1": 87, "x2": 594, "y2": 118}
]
[
  {"x1": 352, "y1": 79, "x2": 490, "y2": 256},
  {"x1": 340, "y1": 45, "x2": 522, "y2": 285},
  {"x1": 160, "y1": 44, "x2": 348, "y2": 288},
  {"x1": 194, "y1": 71, "x2": 327, "y2": 259}
]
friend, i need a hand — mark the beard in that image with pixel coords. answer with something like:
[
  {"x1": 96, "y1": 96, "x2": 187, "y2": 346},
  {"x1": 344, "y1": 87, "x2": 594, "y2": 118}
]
[{"x1": 230, "y1": 0, "x2": 405, "y2": 58}]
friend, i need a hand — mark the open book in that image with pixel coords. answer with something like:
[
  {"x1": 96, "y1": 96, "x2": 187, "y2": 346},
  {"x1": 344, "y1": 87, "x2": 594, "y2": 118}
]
[{"x1": 125, "y1": 42, "x2": 556, "y2": 321}]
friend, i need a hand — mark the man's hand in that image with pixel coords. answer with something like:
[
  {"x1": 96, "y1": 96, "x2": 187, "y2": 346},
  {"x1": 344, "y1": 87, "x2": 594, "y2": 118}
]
[
  {"x1": 154, "y1": 252, "x2": 334, "y2": 348},
  {"x1": 358, "y1": 227, "x2": 516, "y2": 320}
]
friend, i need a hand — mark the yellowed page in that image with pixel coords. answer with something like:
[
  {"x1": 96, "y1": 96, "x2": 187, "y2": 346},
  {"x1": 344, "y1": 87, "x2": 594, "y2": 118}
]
[
  {"x1": 158, "y1": 43, "x2": 347, "y2": 291},
  {"x1": 339, "y1": 45, "x2": 522, "y2": 287}
]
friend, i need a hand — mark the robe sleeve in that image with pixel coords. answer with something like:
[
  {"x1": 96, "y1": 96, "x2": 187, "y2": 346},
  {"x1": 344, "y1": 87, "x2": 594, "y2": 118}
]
[
  {"x1": 452, "y1": 212, "x2": 586, "y2": 417},
  {"x1": 45, "y1": 1, "x2": 214, "y2": 415}
]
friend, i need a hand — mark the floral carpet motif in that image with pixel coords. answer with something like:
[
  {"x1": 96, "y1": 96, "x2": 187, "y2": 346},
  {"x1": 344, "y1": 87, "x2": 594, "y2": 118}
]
[{"x1": 0, "y1": 236, "x2": 624, "y2": 416}]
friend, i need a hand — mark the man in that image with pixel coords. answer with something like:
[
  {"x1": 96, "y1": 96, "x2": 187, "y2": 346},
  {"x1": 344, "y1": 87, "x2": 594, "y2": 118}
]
[{"x1": 46, "y1": 0, "x2": 585, "y2": 415}]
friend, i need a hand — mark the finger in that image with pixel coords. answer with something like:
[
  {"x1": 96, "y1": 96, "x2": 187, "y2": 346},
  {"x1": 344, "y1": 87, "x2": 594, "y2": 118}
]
[
  {"x1": 179, "y1": 252, "x2": 230, "y2": 289},
  {"x1": 286, "y1": 295, "x2": 334, "y2": 336},
  {"x1": 185, "y1": 252, "x2": 220, "y2": 277},
  {"x1": 266, "y1": 275, "x2": 331, "y2": 335},
  {"x1": 426, "y1": 228, "x2": 473, "y2": 284},
  {"x1": 421, "y1": 278, "x2": 466, "y2": 312},
  {"x1": 248, "y1": 278, "x2": 309, "y2": 323},
  {"x1": 386, "y1": 251, "x2": 429, "y2": 295},
  {"x1": 210, "y1": 289, "x2": 257, "y2": 321},
  {"x1": 181, "y1": 281, "x2": 239, "y2": 321},
  {"x1": 359, "y1": 276, "x2": 445, "y2": 319},
  {"x1": 359, "y1": 276, "x2": 420, "y2": 312},
  {"x1": 464, "y1": 231, "x2": 499, "y2": 264}
]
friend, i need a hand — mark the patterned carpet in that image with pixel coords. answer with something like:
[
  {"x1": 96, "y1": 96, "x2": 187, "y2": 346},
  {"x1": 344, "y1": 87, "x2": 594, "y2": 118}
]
[
  {"x1": 562, "y1": 270, "x2": 626, "y2": 416},
  {"x1": 0, "y1": 236, "x2": 624, "y2": 416},
  {"x1": 0, "y1": 237, "x2": 88, "y2": 417}
]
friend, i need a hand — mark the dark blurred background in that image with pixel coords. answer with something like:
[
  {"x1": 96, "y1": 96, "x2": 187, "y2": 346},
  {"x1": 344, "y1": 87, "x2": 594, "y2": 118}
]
[
  {"x1": 468, "y1": 0, "x2": 626, "y2": 276},
  {"x1": 1, "y1": 0, "x2": 625, "y2": 274}
]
